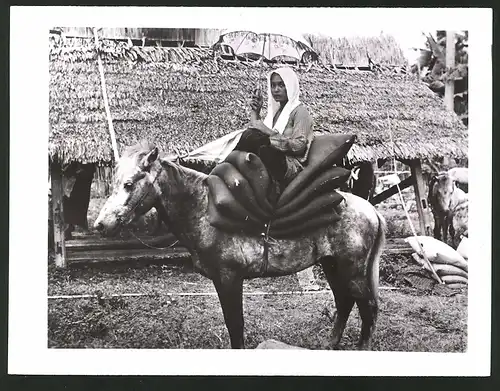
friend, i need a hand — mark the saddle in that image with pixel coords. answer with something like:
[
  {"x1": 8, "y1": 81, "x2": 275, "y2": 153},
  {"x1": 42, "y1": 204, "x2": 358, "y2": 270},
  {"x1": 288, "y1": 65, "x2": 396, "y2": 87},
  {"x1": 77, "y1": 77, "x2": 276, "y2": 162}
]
[{"x1": 206, "y1": 134, "x2": 355, "y2": 238}]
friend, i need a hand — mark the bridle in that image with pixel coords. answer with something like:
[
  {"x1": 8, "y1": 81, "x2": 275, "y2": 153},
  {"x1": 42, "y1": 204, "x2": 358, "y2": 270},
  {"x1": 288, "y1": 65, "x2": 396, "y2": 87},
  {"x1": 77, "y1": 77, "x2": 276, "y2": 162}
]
[{"x1": 116, "y1": 164, "x2": 163, "y2": 228}]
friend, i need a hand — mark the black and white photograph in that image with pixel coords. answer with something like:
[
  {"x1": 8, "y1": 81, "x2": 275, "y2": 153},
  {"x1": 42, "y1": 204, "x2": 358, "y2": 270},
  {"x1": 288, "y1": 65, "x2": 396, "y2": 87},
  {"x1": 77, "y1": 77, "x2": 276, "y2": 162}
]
[{"x1": 9, "y1": 6, "x2": 491, "y2": 376}]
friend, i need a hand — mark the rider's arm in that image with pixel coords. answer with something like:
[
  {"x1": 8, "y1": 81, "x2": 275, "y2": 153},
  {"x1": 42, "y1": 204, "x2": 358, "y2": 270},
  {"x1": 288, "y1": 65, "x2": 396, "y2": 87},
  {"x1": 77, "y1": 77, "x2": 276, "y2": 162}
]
[{"x1": 269, "y1": 105, "x2": 314, "y2": 157}]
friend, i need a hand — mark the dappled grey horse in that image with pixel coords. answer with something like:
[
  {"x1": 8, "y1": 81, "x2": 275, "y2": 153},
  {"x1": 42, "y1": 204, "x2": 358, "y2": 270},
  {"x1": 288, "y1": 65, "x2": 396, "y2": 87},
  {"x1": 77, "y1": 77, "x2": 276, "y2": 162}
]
[{"x1": 94, "y1": 141, "x2": 386, "y2": 350}]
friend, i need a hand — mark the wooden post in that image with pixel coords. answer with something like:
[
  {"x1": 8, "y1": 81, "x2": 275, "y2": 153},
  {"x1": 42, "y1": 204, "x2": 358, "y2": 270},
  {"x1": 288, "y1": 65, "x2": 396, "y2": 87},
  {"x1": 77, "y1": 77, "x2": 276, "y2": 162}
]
[
  {"x1": 50, "y1": 160, "x2": 67, "y2": 267},
  {"x1": 444, "y1": 31, "x2": 455, "y2": 111},
  {"x1": 370, "y1": 175, "x2": 414, "y2": 206},
  {"x1": 410, "y1": 159, "x2": 432, "y2": 236},
  {"x1": 48, "y1": 177, "x2": 54, "y2": 252}
]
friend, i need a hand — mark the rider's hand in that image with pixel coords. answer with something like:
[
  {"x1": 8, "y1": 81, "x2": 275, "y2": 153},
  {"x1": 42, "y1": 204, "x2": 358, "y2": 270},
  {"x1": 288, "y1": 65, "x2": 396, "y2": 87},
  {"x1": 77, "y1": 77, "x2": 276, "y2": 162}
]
[
  {"x1": 248, "y1": 119, "x2": 274, "y2": 136},
  {"x1": 250, "y1": 88, "x2": 263, "y2": 113}
]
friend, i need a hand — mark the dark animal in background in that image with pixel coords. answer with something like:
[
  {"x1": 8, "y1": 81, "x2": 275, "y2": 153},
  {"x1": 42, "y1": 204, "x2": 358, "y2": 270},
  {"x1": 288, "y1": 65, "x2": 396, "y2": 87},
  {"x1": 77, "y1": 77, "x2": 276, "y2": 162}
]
[
  {"x1": 348, "y1": 162, "x2": 376, "y2": 200},
  {"x1": 63, "y1": 163, "x2": 96, "y2": 238},
  {"x1": 48, "y1": 163, "x2": 96, "y2": 242},
  {"x1": 428, "y1": 171, "x2": 468, "y2": 247}
]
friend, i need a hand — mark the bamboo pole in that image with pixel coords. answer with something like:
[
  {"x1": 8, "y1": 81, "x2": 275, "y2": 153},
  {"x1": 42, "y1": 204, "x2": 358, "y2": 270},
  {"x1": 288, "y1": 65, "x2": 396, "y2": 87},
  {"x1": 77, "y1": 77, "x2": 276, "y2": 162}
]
[
  {"x1": 93, "y1": 27, "x2": 120, "y2": 163},
  {"x1": 445, "y1": 31, "x2": 456, "y2": 111}
]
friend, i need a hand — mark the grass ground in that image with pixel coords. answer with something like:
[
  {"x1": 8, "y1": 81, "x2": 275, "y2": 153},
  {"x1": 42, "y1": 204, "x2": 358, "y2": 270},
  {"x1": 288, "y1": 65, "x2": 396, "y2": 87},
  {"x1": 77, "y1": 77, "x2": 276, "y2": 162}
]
[
  {"x1": 48, "y1": 288, "x2": 467, "y2": 351},
  {"x1": 48, "y1": 255, "x2": 468, "y2": 351}
]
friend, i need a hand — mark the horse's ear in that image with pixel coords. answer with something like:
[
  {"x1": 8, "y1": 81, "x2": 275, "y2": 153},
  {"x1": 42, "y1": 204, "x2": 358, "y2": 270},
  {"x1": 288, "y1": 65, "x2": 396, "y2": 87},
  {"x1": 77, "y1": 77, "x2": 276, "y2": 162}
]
[{"x1": 141, "y1": 147, "x2": 159, "y2": 170}]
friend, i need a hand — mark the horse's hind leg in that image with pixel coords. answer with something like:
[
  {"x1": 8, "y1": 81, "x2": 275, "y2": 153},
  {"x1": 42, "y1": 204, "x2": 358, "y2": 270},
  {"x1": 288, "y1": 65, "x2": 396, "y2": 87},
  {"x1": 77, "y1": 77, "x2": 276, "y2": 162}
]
[
  {"x1": 320, "y1": 259, "x2": 355, "y2": 349},
  {"x1": 355, "y1": 297, "x2": 378, "y2": 350}
]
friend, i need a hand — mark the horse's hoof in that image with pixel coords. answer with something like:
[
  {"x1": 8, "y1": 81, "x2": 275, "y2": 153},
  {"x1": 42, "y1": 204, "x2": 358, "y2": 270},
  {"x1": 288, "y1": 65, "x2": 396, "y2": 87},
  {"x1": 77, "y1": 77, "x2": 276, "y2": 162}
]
[
  {"x1": 356, "y1": 341, "x2": 372, "y2": 351},
  {"x1": 331, "y1": 333, "x2": 342, "y2": 348}
]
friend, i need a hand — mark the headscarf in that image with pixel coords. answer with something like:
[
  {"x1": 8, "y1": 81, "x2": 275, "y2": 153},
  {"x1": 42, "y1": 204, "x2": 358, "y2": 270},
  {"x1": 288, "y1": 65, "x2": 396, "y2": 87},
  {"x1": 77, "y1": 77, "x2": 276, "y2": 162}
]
[{"x1": 263, "y1": 67, "x2": 302, "y2": 135}]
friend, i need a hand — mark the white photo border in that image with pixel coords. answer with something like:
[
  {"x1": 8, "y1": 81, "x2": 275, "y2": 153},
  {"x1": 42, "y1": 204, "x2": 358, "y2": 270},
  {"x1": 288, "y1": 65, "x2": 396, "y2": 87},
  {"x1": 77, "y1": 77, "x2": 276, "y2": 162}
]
[{"x1": 9, "y1": 6, "x2": 492, "y2": 376}]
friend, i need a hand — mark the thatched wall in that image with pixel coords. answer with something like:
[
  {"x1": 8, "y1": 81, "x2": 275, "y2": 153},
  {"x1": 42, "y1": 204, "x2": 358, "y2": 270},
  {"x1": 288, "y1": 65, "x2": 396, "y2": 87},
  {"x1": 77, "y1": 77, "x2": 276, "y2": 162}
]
[{"x1": 49, "y1": 36, "x2": 467, "y2": 166}]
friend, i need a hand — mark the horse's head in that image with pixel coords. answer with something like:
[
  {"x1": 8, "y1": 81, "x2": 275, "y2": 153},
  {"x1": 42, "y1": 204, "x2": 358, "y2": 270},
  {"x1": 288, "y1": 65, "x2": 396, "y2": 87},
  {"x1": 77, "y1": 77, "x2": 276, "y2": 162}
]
[
  {"x1": 431, "y1": 173, "x2": 456, "y2": 213},
  {"x1": 94, "y1": 142, "x2": 161, "y2": 237}
]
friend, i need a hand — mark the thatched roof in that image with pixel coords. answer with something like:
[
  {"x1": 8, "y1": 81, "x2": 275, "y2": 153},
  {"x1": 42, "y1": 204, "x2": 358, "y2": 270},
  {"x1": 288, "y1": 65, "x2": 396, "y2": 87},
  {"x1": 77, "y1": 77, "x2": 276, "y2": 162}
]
[
  {"x1": 304, "y1": 33, "x2": 408, "y2": 67},
  {"x1": 49, "y1": 36, "x2": 467, "y2": 166}
]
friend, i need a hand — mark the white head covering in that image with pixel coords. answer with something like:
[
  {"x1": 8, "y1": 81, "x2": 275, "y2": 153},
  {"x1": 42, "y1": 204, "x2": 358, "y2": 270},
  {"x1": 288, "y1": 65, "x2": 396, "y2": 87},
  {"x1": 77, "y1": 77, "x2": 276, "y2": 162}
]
[{"x1": 263, "y1": 67, "x2": 301, "y2": 135}]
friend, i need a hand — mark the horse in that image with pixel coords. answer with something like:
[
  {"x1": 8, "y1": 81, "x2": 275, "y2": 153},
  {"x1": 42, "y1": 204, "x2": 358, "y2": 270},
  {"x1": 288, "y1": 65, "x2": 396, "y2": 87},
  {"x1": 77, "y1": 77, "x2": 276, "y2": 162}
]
[
  {"x1": 94, "y1": 141, "x2": 387, "y2": 350},
  {"x1": 428, "y1": 171, "x2": 468, "y2": 247}
]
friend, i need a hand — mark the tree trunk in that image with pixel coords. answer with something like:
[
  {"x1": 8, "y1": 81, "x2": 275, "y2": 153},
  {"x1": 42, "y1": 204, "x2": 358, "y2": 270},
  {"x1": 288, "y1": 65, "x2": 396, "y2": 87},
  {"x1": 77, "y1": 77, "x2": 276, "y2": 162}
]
[{"x1": 445, "y1": 31, "x2": 456, "y2": 111}]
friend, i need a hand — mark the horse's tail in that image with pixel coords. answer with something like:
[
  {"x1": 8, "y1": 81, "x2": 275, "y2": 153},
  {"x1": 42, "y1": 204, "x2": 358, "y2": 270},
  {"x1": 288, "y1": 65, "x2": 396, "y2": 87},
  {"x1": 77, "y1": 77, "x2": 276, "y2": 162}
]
[{"x1": 367, "y1": 210, "x2": 386, "y2": 303}]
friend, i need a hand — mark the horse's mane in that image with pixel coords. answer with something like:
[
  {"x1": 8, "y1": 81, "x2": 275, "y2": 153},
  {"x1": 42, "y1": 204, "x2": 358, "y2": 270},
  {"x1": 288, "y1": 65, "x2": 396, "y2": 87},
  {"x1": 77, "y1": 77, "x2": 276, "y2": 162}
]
[
  {"x1": 114, "y1": 140, "x2": 157, "y2": 185},
  {"x1": 160, "y1": 157, "x2": 208, "y2": 184},
  {"x1": 122, "y1": 140, "x2": 156, "y2": 159}
]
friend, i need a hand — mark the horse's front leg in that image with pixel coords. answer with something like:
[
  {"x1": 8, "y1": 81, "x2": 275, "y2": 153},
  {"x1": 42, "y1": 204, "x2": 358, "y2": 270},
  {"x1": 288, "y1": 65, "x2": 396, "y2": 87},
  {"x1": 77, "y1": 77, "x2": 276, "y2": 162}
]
[
  {"x1": 432, "y1": 213, "x2": 442, "y2": 240},
  {"x1": 447, "y1": 213, "x2": 456, "y2": 247},
  {"x1": 212, "y1": 270, "x2": 245, "y2": 349},
  {"x1": 442, "y1": 214, "x2": 450, "y2": 244},
  {"x1": 443, "y1": 212, "x2": 455, "y2": 244}
]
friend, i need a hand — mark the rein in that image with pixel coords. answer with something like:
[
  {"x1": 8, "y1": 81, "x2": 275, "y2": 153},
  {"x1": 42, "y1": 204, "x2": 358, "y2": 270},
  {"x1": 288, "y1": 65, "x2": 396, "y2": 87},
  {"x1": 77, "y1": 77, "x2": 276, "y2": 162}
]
[
  {"x1": 120, "y1": 164, "x2": 183, "y2": 251},
  {"x1": 128, "y1": 230, "x2": 179, "y2": 251}
]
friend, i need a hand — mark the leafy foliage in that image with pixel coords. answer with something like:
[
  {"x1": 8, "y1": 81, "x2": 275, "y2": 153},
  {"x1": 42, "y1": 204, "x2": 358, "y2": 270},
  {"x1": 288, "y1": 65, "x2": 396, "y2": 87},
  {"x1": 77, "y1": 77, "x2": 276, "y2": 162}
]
[{"x1": 419, "y1": 31, "x2": 468, "y2": 127}]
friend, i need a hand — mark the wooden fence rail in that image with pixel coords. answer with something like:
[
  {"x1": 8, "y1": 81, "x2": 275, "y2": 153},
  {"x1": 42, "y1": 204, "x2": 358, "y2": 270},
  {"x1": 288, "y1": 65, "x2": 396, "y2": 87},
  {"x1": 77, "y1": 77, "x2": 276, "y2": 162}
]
[{"x1": 60, "y1": 235, "x2": 413, "y2": 268}]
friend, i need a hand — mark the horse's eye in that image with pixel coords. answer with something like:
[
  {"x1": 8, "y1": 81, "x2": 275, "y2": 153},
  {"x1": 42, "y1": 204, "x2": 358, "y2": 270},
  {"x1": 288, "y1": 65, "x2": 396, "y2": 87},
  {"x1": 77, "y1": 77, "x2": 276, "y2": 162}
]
[{"x1": 124, "y1": 182, "x2": 134, "y2": 190}]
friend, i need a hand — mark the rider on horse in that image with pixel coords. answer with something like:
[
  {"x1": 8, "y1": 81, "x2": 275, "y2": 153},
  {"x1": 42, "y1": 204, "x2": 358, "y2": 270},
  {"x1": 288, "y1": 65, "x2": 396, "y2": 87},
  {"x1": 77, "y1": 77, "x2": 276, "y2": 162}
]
[{"x1": 234, "y1": 67, "x2": 315, "y2": 196}]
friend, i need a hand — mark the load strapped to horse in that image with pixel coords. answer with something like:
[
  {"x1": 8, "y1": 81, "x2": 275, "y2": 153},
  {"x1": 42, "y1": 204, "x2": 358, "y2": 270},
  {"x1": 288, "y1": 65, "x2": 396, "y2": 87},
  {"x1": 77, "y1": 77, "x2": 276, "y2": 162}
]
[
  {"x1": 94, "y1": 134, "x2": 386, "y2": 350},
  {"x1": 206, "y1": 133, "x2": 355, "y2": 238}
]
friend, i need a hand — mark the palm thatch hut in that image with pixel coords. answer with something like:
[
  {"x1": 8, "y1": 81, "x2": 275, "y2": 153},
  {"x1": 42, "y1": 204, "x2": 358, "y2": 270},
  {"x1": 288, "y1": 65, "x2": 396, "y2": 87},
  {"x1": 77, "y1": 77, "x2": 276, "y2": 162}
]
[
  {"x1": 49, "y1": 36, "x2": 466, "y2": 165},
  {"x1": 48, "y1": 33, "x2": 467, "y2": 266}
]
